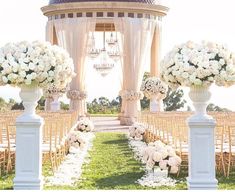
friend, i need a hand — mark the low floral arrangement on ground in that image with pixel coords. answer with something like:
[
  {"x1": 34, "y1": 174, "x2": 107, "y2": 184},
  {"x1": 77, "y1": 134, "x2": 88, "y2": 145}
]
[
  {"x1": 67, "y1": 131, "x2": 85, "y2": 149},
  {"x1": 128, "y1": 126, "x2": 182, "y2": 187},
  {"x1": 142, "y1": 140, "x2": 182, "y2": 174},
  {"x1": 141, "y1": 77, "x2": 168, "y2": 99},
  {"x1": 129, "y1": 123, "x2": 146, "y2": 141},
  {"x1": 75, "y1": 118, "x2": 94, "y2": 132},
  {"x1": 0, "y1": 41, "x2": 75, "y2": 89},
  {"x1": 161, "y1": 41, "x2": 235, "y2": 89}
]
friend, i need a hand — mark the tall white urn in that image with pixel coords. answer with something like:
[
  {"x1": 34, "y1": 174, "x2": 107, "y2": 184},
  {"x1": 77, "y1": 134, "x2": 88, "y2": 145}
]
[
  {"x1": 187, "y1": 86, "x2": 218, "y2": 190},
  {"x1": 13, "y1": 85, "x2": 44, "y2": 190},
  {"x1": 150, "y1": 96, "x2": 163, "y2": 112},
  {"x1": 50, "y1": 94, "x2": 61, "y2": 112}
]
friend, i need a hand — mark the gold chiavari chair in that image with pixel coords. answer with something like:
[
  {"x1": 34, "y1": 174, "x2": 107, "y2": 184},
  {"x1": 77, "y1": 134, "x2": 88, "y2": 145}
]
[
  {"x1": 225, "y1": 123, "x2": 235, "y2": 177},
  {"x1": 0, "y1": 121, "x2": 7, "y2": 176}
]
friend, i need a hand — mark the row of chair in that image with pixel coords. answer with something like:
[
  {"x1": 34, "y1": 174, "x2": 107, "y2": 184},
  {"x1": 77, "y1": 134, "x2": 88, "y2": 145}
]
[
  {"x1": 0, "y1": 110, "x2": 78, "y2": 176},
  {"x1": 137, "y1": 111, "x2": 235, "y2": 177}
]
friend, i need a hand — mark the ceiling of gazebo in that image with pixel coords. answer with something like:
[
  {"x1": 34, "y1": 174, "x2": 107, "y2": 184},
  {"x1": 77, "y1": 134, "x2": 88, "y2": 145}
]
[{"x1": 49, "y1": 0, "x2": 159, "y2": 4}]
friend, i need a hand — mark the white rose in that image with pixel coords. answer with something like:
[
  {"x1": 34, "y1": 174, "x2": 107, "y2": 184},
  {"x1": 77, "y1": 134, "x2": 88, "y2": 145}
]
[
  {"x1": 152, "y1": 152, "x2": 162, "y2": 162},
  {"x1": 159, "y1": 160, "x2": 168, "y2": 170},
  {"x1": 170, "y1": 166, "x2": 179, "y2": 174},
  {"x1": 2, "y1": 76, "x2": 8, "y2": 83},
  {"x1": 19, "y1": 71, "x2": 26, "y2": 78}
]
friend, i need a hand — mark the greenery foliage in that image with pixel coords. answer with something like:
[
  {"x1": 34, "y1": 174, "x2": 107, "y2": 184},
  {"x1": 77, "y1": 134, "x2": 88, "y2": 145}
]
[
  {"x1": 207, "y1": 103, "x2": 231, "y2": 112},
  {"x1": 87, "y1": 97, "x2": 121, "y2": 114}
]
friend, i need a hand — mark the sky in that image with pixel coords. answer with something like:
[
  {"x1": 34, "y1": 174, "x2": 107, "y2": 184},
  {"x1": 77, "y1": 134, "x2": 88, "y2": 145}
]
[{"x1": 1, "y1": 0, "x2": 235, "y2": 110}]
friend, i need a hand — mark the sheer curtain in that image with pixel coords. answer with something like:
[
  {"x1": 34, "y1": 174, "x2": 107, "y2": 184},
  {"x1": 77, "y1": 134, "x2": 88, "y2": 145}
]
[
  {"x1": 54, "y1": 18, "x2": 96, "y2": 117},
  {"x1": 115, "y1": 18, "x2": 156, "y2": 125}
]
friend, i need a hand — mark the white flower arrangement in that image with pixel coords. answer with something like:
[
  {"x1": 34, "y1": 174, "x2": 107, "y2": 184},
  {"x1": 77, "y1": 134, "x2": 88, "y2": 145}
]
[
  {"x1": 67, "y1": 131, "x2": 85, "y2": 149},
  {"x1": 129, "y1": 123, "x2": 146, "y2": 141},
  {"x1": 141, "y1": 140, "x2": 182, "y2": 174},
  {"x1": 0, "y1": 41, "x2": 75, "y2": 89},
  {"x1": 161, "y1": 41, "x2": 235, "y2": 89},
  {"x1": 44, "y1": 84, "x2": 66, "y2": 98},
  {"x1": 141, "y1": 77, "x2": 168, "y2": 99},
  {"x1": 119, "y1": 90, "x2": 144, "y2": 101},
  {"x1": 75, "y1": 118, "x2": 94, "y2": 132},
  {"x1": 67, "y1": 90, "x2": 87, "y2": 100}
]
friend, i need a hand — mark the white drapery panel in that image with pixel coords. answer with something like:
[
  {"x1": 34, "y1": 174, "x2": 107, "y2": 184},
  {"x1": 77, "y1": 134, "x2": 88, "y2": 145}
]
[
  {"x1": 46, "y1": 20, "x2": 55, "y2": 44},
  {"x1": 53, "y1": 18, "x2": 96, "y2": 116},
  {"x1": 115, "y1": 18, "x2": 156, "y2": 124}
]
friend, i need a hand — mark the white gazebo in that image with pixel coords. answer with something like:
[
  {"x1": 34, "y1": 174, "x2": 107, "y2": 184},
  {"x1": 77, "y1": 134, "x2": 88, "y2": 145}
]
[{"x1": 41, "y1": 0, "x2": 169, "y2": 125}]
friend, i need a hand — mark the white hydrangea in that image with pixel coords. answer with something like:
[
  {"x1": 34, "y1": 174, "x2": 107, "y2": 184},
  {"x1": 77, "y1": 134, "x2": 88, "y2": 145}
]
[
  {"x1": 161, "y1": 41, "x2": 235, "y2": 89},
  {"x1": 0, "y1": 41, "x2": 76, "y2": 89},
  {"x1": 141, "y1": 76, "x2": 168, "y2": 99}
]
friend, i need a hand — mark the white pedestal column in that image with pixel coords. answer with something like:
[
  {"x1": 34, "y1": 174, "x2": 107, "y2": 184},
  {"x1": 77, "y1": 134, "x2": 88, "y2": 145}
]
[
  {"x1": 51, "y1": 95, "x2": 60, "y2": 112},
  {"x1": 187, "y1": 86, "x2": 218, "y2": 190},
  {"x1": 13, "y1": 86, "x2": 44, "y2": 190},
  {"x1": 150, "y1": 97, "x2": 163, "y2": 112},
  {"x1": 187, "y1": 118, "x2": 218, "y2": 189},
  {"x1": 14, "y1": 117, "x2": 44, "y2": 190}
]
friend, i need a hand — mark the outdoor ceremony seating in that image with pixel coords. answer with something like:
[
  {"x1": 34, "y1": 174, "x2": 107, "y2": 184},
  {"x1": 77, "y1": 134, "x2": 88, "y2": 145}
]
[
  {"x1": 138, "y1": 111, "x2": 235, "y2": 177},
  {"x1": 0, "y1": 110, "x2": 78, "y2": 175}
]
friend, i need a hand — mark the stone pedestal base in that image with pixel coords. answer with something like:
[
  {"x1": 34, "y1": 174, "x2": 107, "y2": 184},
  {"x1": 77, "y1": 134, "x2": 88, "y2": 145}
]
[
  {"x1": 187, "y1": 117, "x2": 218, "y2": 190},
  {"x1": 51, "y1": 100, "x2": 60, "y2": 112},
  {"x1": 14, "y1": 116, "x2": 44, "y2": 190},
  {"x1": 150, "y1": 98, "x2": 162, "y2": 112}
]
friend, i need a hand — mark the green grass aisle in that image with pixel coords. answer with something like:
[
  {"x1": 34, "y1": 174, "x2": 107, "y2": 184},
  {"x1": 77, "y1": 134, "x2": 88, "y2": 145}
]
[{"x1": 76, "y1": 132, "x2": 147, "y2": 190}]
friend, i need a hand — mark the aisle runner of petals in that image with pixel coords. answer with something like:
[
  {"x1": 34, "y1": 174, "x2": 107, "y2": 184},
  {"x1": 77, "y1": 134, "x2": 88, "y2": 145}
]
[
  {"x1": 45, "y1": 132, "x2": 95, "y2": 186},
  {"x1": 128, "y1": 138, "x2": 178, "y2": 187}
]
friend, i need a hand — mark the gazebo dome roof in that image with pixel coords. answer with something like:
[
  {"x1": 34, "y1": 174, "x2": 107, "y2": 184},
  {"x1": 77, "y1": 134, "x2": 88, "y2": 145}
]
[{"x1": 49, "y1": 0, "x2": 158, "y2": 4}]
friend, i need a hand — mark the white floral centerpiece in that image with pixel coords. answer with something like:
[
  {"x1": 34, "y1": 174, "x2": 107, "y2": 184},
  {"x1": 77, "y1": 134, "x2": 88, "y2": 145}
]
[
  {"x1": 67, "y1": 131, "x2": 85, "y2": 149},
  {"x1": 129, "y1": 123, "x2": 146, "y2": 141},
  {"x1": 0, "y1": 41, "x2": 75, "y2": 89},
  {"x1": 141, "y1": 77, "x2": 168, "y2": 99},
  {"x1": 161, "y1": 41, "x2": 235, "y2": 120},
  {"x1": 0, "y1": 40, "x2": 75, "y2": 118},
  {"x1": 44, "y1": 85, "x2": 66, "y2": 99},
  {"x1": 141, "y1": 140, "x2": 182, "y2": 174},
  {"x1": 161, "y1": 41, "x2": 235, "y2": 89},
  {"x1": 75, "y1": 118, "x2": 94, "y2": 132}
]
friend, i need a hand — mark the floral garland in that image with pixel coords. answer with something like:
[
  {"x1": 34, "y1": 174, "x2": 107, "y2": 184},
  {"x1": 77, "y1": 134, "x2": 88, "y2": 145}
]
[
  {"x1": 75, "y1": 118, "x2": 94, "y2": 132},
  {"x1": 0, "y1": 41, "x2": 75, "y2": 89},
  {"x1": 161, "y1": 41, "x2": 235, "y2": 89},
  {"x1": 119, "y1": 90, "x2": 144, "y2": 101},
  {"x1": 141, "y1": 77, "x2": 168, "y2": 99},
  {"x1": 129, "y1": 123, "x2": 146, "y2": 141},
  {"x1": 66, "y1": 90, "x2": 87, "y2": 100}
]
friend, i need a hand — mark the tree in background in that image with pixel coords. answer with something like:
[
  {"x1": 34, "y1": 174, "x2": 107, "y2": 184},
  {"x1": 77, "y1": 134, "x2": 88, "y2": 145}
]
[
  {"x1": 206, "y1": 103, "x2": 231, "y2": 112},
  {"x1": 163, "y1": 88, "x2": 186, "y2": 111},
  {"x1": 87, "y1": 96, "x2": 121, "y2": 114}
]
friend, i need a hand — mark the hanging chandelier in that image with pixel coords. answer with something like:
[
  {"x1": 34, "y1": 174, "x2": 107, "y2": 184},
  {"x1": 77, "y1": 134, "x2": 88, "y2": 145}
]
[
  {"x1": 87, "y1": 32, "x2": 100, "y2": 59},
  {"x1": 93, "y1": 25, "x2": 114, "y2": 77}
]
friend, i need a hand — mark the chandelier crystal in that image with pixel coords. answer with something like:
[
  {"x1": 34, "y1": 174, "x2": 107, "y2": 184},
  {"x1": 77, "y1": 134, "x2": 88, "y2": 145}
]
[
  {"x1": 93, "y1": 28, "x2": 114, "y2": 77},
  {"x1": 88, "y1": 32, "x2": 100, "y2": 59}
]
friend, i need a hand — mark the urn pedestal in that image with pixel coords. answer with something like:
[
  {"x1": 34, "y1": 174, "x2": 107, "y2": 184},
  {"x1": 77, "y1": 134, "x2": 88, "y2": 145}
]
[
  {"x1": 13, "y1": 86, "x2": 44, "y2": 190},
  {"x1": 187, "y1": 86, "x2": 218, "y2": 190}
]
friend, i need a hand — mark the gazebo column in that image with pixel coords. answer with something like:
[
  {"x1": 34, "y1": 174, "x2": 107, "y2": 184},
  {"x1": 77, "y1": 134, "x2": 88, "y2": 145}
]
[{"x1": 150, "y1": 20, "x2": 163, "y2": 111}]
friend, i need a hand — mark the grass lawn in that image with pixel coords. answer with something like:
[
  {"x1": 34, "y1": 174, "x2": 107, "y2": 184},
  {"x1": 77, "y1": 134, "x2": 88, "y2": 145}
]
[{"x1": 1, "y1": 132, "x2": 235, "y2": 190}]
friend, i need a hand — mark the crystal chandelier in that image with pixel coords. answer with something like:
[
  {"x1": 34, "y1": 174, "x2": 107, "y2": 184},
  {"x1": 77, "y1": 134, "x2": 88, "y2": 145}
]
[
  {"x1": 106, "y1": 24, "x2": 116, "y2": 48},
  {"x1": 87, "y1": 32, "x2": 100, "y2": 59},
  {"x1": 93, "y1": 26, "x2": 114, "y2": 77}
]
